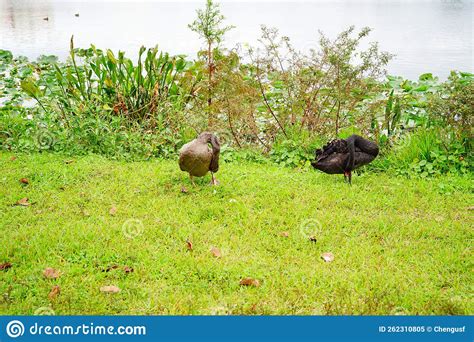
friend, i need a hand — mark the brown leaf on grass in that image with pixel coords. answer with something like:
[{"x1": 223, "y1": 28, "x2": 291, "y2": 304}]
[
  {"x1": 100, "y1": 285, "x2": 121, "y2": 293},
  {"x1": 20, "y1": 178, "x2": 29, "y2": 184},
  {"x1": 10, "y1": 156, "x2": 17, "y2": 161},
  {"x1": 104, "y1": 264, "x2": 119, "y2": 272},
  {"x1": 48, "y1": 285, "x2": 60, "y2": 300},
  {"x1": 309, "y1": 235, "x2": 318, "y2": 242},
  {"x1": 280, "y1": 231, "x2": 289, "y2": 238},
  {"x1": 109, "y1": 206, "x2": 117, "y2": 216},
  {"x1": 123, "y1": 266, "x2": 134, "y2": 273},
  {"x1": 43, "y1": 267, "x2": 60, "y2": 279},
  {"x1": 16, "y1": 197, "x2": 30, "y2": 206},
  {"x1": 239, "y1": 278, "x2": 260, "y2": 287},
  {"x1": 186, "y1": 239, "x2": 193, "y2": 251},
  {"x1": 0, "y1": 262, "x2": 12, "y2": 271},
  {"x1": 321, "y1": 252, "x2": 334, "y2": 262},
  {"x1": 104, "y1": 264, "x2": 134, "y2": 273},
  {"x1": 180, "y1": 186, "x2": 188, "y2": 193},
  {"x1": 64, "y1": 159, "x2": 74, "y2": 164},
  {"x1": 210, "y1": 247, "x2": 222, "y2": 258}
]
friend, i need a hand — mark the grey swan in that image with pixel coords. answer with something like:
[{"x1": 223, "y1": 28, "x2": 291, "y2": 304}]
[
  {"x1": 311, "y1": 134, "x2": 379, "y2": 184},
  {"x1": 179, "y1": 132, "x2": 220, "y2": 185}
]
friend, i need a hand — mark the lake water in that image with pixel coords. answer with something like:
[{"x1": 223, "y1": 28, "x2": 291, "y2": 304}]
[{"x1": 0, "y1": 0, "x2": 472, "y2": 79}]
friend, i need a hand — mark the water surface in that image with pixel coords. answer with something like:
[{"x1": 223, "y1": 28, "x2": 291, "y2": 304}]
[{"x1": 0, "y1": 0, "x2": 472, "y2": 79}]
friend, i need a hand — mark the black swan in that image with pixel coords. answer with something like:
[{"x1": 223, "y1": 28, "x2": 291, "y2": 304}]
[
  {"x1": 311, "y1": 134, "x2": 379, "y2": 184},
  {"x1": 179, "y1": 132, "x2": 221, "y2": 185}
]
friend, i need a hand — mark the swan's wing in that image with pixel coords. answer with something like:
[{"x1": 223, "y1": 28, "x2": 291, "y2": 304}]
[{"x1": 313, "y1": 153, "x2": 348, "y2": 174}]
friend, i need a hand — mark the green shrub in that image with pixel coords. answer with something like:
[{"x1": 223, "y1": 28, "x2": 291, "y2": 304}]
[
  {"x1": 386, "y1": 128, "x2": 471, "y2": 177},
  {"x1": 427, "y1": 71, "x2": 473, "y2": 149}
]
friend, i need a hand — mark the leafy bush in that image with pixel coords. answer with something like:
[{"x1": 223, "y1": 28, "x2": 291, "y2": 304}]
[
  {"x1": 386, "y1": 128, "x2": 471, "y2": 177},
  {"x1": 1, "y1": 42, "x2": 191, "y2": 159},
  {"x1": 20, "y1": 39, "x2": 189, "y2": 128},
  {"x1": 249, "y1": 26, "x2": 392, "y2": 141},
  {"x1": 427, "y1": 71, "x2": 473, "y2": 148},
  {"x1": 0, "y1": 106, "x2": 183, "y2": 160}
]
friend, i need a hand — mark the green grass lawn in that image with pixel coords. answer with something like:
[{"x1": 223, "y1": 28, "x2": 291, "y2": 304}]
[{"x1": 0, "y1": 152, "x2": 472, "y2": 315}]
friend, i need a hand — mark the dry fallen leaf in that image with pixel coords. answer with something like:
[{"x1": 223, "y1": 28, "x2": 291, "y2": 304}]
[
  {"x1": 239, "y1": 278, "x2": 260, "y2": 287},
  {"x1": 64, "y1": 159, "x2": 74, "y2": 164},
  {"x1": 280, "y1": 231, "x2": 289, "y2": 238},
  {"x1": 321, "y1": 252, "x2": 335, "y2": 262},
  {"x1": 109, "y1": 206, "x2": 117, "y2": 216},
  {"x1": 123, "y1": 266, "x2": 134, "y2": 273},
  {"x1": 43, "y1": 267, "x2": 60, "y2": 279},
  {"x1": 180, "y1": 186, "x2": 188, "y2": 193},
  {"x1": 100, "y1": 285, "x2": 121, "y2": 294},
  {"x1": 48, "y1": 285, "x2": 60, "y2": 300},
  {"x1": 20, "y1": 178, "x2": 29, "y2": 184},
  {"x1": 104, "y1": 264, "x2": 119, "y2": 272},
  {"x1": 309, "y1": 235, "x2": 318, "y2": 242},
  {"x1": 0, "y1": 262, "x2": 12, "y2": 271},
  {"x1": 210, "y1": 247, "x2": 222, "y2": 258},
  {"x1": 186, "y1": 239, "x2": 193, "y2": 251},
  {"x1": 10, "y1": 156, "x2": 17, "y2": 161},
  {"x1": 16, "y1": 197, "x2": 30, "y2": 206}
]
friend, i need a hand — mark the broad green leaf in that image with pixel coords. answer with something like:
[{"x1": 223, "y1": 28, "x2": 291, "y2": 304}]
[{"x1": 20, "y1": 78, "x2": 42, "y2": 98}]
